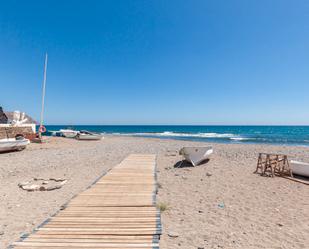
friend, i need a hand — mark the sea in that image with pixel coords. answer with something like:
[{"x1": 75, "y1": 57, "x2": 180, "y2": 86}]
[{"x1": 44, "y1": 125, "x2": 309, "y2": 147}]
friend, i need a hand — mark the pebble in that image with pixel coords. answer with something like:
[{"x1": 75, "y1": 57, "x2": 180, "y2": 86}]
[
  {"x1": 168, "y1": 231, "x2": 179, "y2": 238},
  {"x1": 206, "y1": 172, "x2": 212, "y2": 176}
]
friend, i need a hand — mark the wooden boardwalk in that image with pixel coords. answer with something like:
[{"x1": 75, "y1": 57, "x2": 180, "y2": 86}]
[{"x1": 11, "y1": 154, "x2": 161, "y2": 249}]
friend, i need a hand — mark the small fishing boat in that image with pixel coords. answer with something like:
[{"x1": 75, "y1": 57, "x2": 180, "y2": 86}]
[
  {"x1": 60, "y1": 129, "x2": 79, "y2": 138},
  {"x1": 76, "y1": 130, "x2": 103, "y2": 140},
  {"x1": 0, "y1": 137, "x2": 30, "y2": 152},
  {"x1": 290, "y1": 160, "x2": 309, "y2": 177},
  {"x1": 50, "y1": 130, "x2": 63, "y2": 137},
  {"x1": 179, "y1": 146, "x2": 213, "y2": 166}
]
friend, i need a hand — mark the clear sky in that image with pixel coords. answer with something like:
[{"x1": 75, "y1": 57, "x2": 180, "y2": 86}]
[{"x1": 0, "y1": 0, "x2": 308, "y2": 125}]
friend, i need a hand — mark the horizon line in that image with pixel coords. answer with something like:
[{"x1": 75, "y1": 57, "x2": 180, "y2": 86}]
[{"x1": 43, "y1": 124, "x2": 309, "y2": 126}]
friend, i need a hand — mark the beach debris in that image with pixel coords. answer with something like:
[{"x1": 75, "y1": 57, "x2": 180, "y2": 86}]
[
  {"x1": 165, "y1": 149, "x2": 177, "y2": 156},
  {"x1": 18, "y1": 178, "x2": 67, "y2": 192},
  {"x1": 168, "y1": 231, "x2": 179, "y2": 238},
  {"x1": 18, "y1": 181, "x2": 30, "y2": 187},
  {"x1": 218, "y1": 203, "x2": 225, "y2": 208},
  {"x1": 22, "y1": 184, "x2": 41, "y2": 191},
  {"x1": 165, "y1": 153, "x2": 177, "y2": 156},
  {"x1": 157, "y1": 202, "x2": 168, "y2": 212},
  {"x1": 206, "y1": 172, "x2": 212, "y2": 177},
  {"x1": 255, "y1": 153, "x2": 292, "y2": 177}
]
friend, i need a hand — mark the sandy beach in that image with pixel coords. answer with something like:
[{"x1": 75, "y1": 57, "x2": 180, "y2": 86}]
[{"x1": 1, "y1": 136, "x2": 309, "y2": 248}]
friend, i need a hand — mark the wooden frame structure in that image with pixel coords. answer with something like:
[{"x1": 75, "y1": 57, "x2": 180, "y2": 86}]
[
  {"x1": 11, "y1": 154, "x2": 161, "y2": 249},
  {"x1": 255, "y1": 153, "x2": 293, "y2": 177}
]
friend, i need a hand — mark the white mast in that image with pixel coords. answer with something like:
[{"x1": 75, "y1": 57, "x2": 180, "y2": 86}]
[{"x1": 39, "y1": 53, "x2": 48, "y2": 138}]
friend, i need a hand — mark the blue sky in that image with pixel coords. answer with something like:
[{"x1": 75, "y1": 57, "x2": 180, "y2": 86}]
[{"x1": 0, "y1": 0, "x2": 308, "y2": 125}]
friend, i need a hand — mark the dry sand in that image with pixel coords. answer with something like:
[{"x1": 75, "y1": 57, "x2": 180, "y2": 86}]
[{"x1": 1, "y1": 136, "x2": 309, "y2": 248}]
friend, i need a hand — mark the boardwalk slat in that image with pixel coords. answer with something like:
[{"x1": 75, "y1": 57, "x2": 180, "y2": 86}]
[{"x1": 11, "y1": 154, "x2": 161, "y2": 249}]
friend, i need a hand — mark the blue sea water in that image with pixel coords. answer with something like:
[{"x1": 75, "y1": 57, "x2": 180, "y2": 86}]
[{"x1": 44, "y1": 125, "x2": 309, "y2": 146}]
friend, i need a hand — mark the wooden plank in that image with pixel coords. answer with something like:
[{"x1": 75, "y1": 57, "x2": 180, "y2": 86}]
[
  {"x1": 11, "y1": 154, "x2": 161, "y2": 249},
  {"x1": 282, "y1": 176, "x2": 309, "y2": 185},
  {"x1": 13, "y1": 242, "x2": 159, "y2": 247}
]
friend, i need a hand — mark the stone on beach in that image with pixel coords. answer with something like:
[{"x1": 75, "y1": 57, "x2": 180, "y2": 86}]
[
  {"x1": 18, "y1": 178, "x2": 67, "y2": 192},
  {"x1": 168, "y1": 231, "x2": 180, "y2": 238}
]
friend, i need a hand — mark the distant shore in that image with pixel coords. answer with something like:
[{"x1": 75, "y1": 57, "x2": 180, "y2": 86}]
[{"x1": 1, "y1": 136, "x2": 309, "y2": 248}]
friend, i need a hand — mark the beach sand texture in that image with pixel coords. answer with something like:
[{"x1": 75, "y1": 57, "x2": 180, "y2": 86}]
[{"x1": 1, "y1": 136, "x2": 309, "y2": 248}]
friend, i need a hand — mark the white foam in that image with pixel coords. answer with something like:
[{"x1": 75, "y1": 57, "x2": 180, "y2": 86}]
[
  {"x1": 230, "y1": 137, "x2": 253, "y2": 141},
  {"x1": 113, "y1": 131, "x2": 235, "y2": 138}
]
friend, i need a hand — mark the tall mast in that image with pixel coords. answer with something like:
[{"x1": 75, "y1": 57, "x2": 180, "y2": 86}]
[{"x1": 39, "y1": 53, "x2": 48, "y2": 138}]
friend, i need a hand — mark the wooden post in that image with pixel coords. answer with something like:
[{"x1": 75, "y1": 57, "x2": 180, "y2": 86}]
[{"x1": 39, "y1": 53, "x2": 48, "y2": 139}]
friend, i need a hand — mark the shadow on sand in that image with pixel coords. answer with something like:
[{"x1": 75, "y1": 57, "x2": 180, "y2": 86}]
[{"x1": 174, "y1": 159, "x2": 210, "y2": 168}]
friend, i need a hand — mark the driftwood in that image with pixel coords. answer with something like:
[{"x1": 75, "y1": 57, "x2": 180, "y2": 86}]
[{"x1": 18, "y1": 178, "x2": 67, "y2": 191}]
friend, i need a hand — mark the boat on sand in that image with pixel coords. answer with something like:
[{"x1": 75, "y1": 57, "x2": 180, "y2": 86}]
[
  {"x1": 290, "y1": 160, "x2": 309, "y2": 177},
  {"x1": 179, "y1": 146, "x2": 213, "y2": 166},
  {"x1": 60, "y1": 129, "x2": 79, "y2": 138},
  {"x1": 0, "y1": 137, "x2": 30, "y2": 152},
  {"x1": 76, "y1": 130, "x2": 103, "y2": 140}
]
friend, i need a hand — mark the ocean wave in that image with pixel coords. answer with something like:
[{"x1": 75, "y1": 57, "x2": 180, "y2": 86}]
[
  {"x1": 113, "y1": 131, "x2": 235, "y2": 138},
  {"x1": 230, "y1": 137, "x2": 254, "y2": 141}
]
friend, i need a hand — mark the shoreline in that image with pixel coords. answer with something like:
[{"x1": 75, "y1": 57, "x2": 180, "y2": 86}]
[
  {"x1": 43, "y1": 124, "x2": 309, "y2": 147},
  {"x1": 1, "y1": 136, "x2": 309, "y2": 248},
  {"x1": 109, "y1": 134, "x2": 309, "y2": 148}
]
